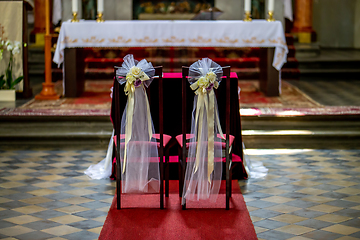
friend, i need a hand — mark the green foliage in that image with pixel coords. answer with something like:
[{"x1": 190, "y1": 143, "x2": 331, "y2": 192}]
[
  {"x1": 0, "y1": 40, "x2": 23, "y2": 90},
  {"x1": 0, "y1": 75, "x2": 5, "y2": 89}
]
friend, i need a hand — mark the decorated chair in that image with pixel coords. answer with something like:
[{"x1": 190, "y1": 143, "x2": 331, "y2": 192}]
[
  {"x1": 111, "y1": 54, "x2": 171, "y2": 209},
  {"x1": 176, "y1": 59, "x2": 235, "y2": 210}
]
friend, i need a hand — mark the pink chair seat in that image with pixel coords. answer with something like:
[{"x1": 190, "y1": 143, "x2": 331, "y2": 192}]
[
  {"x1": 175, "y1": 133, "x2": 235, "y2": 149},
  {"x1": 113, "y1": 133, "x2": 172, "y2": 148}
]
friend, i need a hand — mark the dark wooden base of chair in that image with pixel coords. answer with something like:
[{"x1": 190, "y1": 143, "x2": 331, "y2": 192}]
[{"x1": 182, "y1": 203, "x2": 186, "y2": 210}]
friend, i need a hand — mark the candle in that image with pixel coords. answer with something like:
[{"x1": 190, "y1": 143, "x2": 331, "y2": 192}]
[
  {"x1": 244, "y1": 0, "x2": 251, "y2": 12},
  {"x1": 98, "y1": 0, "x2": 104, "y2": 12},
  {"x1": 72, "y1": 0, "x2": 78, "y2": 12},
  {"x1": 268, "y1": 0, "x2": 274, "y2": 12}
]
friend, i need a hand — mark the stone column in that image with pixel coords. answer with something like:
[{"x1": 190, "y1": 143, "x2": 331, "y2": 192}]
[{"x1": 292, "y1": 0, "x2": 315, "y2": 43}]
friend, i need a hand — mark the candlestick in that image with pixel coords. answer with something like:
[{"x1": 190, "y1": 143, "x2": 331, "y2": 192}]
[
  {"x1": 72, "y1": 0, "x2": 78, "y2": 13},
  {"x1": 268, "y1": 0, "x2": 274, "y2": 12},
  {"x1": 244, "y1": 11, "x2": 252, "y2": 22},
  {"x1": 244, "y1": 0, "x2": 251, "y2": 12},
  {"x1": 97, "y1": 0, "x2": 104, "y2": 12},
  {"x1": 96, "y1": 12, "x2": 104, "y2": 22},
  {"x1": 71, "y1": 12, "x2": 79, "y2": 22},
  {"x1": 267, "y1": 11, "x2": 275, "y2": 22}
]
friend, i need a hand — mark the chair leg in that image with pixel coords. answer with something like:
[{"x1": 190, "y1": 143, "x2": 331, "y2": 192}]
[
  {"x1": 226, "y1": 156, "x2": 230, "y2": 210},
  {"x1": 160, "y1": 153, "x2": 164, "y2": 209},
  {"x1": 181, "y1": 150, "x2": 187, "y2": 210},
  {"x1": 116, "y1": 144, "x2": 121, "y2": 209},
  {"x1": 178, "y1": 147, "x2": 183, "y2": 197},
  {"x1": 229, "y1": 170, "x2": 232, "y2": 199},
  {"x1": 182, "y1": 201, "x2": 186, "y2": 210},
  {"x1": 229, "y1": 155, "x2": 233, "y2": 198},
  {"x1": 165, "y1": 149, "x2": 169, "y2": 198}
]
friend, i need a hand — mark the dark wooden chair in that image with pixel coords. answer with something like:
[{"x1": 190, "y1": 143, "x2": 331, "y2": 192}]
[
  {"x1": 111, "y1": 66, "x2": 171, "y2": 209},
  {"x1": 176, "y1": 66, "x2": 234, "y2": 210}
]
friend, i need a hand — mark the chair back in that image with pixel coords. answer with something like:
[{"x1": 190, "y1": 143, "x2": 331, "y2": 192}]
[
  {"x1": 181, "y1": 66, "x2": 231, "y2": 158},
  {"x1": 111, "y1": 66, "x2": 163, "y2": 143},
  {"x1": 111, "y1": 65, "x2": 164, "y2": 208}
]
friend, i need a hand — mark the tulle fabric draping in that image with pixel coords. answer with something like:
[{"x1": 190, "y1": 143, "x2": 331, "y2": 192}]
[
  {"x1": 84, "y1": 130, "x2": 114, "y2": 180},
  {"x1": 182, "y1": 58, "x2": 225, "y2": 204},
  {"x1": 116, "y1": 54, "x2": 160, "y2": 194},
  {"x1": 242, "y1": 143, "x2": 268, "y2": 179}
]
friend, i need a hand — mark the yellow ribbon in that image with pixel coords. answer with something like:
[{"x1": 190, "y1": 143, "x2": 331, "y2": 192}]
[
  {"x1": 122, "y1": 70, "x2": 152, "y2": 173},
  {"x1": 190, "y1": 78, "x2": 224, "y2": 183}
]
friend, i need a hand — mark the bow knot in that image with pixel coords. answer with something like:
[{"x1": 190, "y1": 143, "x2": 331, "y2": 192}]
[
  {"x1": 124, "y1": 66, "x2": 150, "y2": 96},
  {"x1": 190, "y1": 71, "x2": 219, "y2": 95}
]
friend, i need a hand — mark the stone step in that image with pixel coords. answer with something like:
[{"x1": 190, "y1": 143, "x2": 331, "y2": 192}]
[{"x1": 0, "y1": 115, "x2": 359, "y2": 149}]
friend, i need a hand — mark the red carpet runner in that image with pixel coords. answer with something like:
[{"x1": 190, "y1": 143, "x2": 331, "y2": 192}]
[{"x1": 99, "y1": 180, "x2": 257, "y2": 240}]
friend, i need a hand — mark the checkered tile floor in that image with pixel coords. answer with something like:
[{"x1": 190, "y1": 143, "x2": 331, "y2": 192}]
[
  {"x1": 242, "y1": 149, "x2": 360, "y2": 240},
  {"x1": 0, "y1": 149, "x2": 359, "y2": 239}
]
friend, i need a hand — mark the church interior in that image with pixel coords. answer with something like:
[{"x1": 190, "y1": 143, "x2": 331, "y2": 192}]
[{"x1": 0, "y1": 0, "x2": 360, "y2": 239}]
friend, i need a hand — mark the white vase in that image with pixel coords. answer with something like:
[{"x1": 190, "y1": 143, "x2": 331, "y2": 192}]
[{"x1": 0, "y1": 89, "x2": 16, "y2": 101}]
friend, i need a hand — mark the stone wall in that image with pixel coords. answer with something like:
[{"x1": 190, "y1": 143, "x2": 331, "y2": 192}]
[
  {"x1": 313, "y1": 0, "x2": 358, "y2": 48},
  {"x1": 355, "y1": 0, "x2": 360, "y2": 48},
  {"x1": 61, "y1": 0, "x2": 285, "y2": 23},
  {"x1": 62, "y1": 0, "x2": 132, "y2": 21}
]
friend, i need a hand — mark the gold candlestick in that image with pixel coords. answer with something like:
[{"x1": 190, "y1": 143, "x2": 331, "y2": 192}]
[
  {"x1": 244, "y1": 11, "x2": 252, "y2": 22},
  {"x1": 71, "y1": 12, "x2": 79, "y2": 22},
  {"x1": 267, "y1": 11, "x2": 275, "y2": 22},
  {"x1": 96, "y1": 12, "x2": 105, "y2": 22}
]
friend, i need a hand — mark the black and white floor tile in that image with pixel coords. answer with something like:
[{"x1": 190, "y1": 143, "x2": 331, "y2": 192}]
[{"x1": 0, "y1": 148, "x2": 359, "y2": 239}]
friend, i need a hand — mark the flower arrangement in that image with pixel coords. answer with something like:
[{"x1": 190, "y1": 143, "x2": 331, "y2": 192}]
[
  {"x1": 0, "y1": 37, "x2": 23, "y2": 90},
  {"x1": 124, "y1": 66, "x2": 150, "y2": 95},
  {"x1": 195, "y1": 71, "x2": 218, "y2": 93}
]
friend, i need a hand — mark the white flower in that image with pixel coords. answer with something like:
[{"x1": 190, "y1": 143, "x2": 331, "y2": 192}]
[
  {"x1": 126, "y1": 73, "x2": 136, "y2": 83},
  {"x1": 206, "y1": 72, "x2": 216, "y2": 83},
  {"x1": 12, "y1": 46, "x2": 20, "y2": 55},
  {"x1": 5, "y1": 40, "x2": 11, "y2": 46},
  {"x1": 197, "y1": 76, "x2": 208, "y2": 87},
  {"x1": 129, "y1": 66, "x2": 142, "y2": 78},
  {"x1": 7, "y1": 44, "x2": 13, "y2": 52},
  {"x1": 14, "y1": 41, "x2": 21, "y2": 48}
]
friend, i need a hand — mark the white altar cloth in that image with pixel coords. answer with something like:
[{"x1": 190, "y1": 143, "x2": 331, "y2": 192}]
[{"x1": 53, "y1": 20, "x2": 288, "y2": 70}]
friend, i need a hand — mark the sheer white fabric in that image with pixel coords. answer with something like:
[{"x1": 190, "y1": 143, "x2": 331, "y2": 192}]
[
  {"x1": 116, "y1": 54, "x2": 160, "y2": 194},
  {"x1": 243, "y1": 143, "x2": 268, "y2": 179},
  {"x1": 84, "y1": 130, "x2": 114, "y2": 180},
  {"x1": 182, "y1": 58, "x2": 225, "y2": 204}
]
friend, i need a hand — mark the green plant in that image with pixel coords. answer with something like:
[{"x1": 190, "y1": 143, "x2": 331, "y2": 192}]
[{"x1": 0, "y1": 38, "x2": 23, "y2": 90}]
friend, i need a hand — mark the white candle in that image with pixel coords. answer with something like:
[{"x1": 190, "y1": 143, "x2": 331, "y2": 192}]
[
  {"x1": 268, "y1": 0, "x2": 274, "y2": 12},
  {"x1": 72, "y1": 0, "x2": 78, "y2": 12},
  {"x1": 244, "y1": 0, "x2": 251, "y2": 12},
  {"x1": 98, "y1": 0, "x2": 104, "y2": 12}
]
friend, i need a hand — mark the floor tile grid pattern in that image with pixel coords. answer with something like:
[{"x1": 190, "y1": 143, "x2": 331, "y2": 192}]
[
  {"x1": 0, "y1": 150, "x2": 112, "y2": 240},
  {"x1": 0, "y1": 149, "x2": 359, "y2": 239},
  {"x1": 241, "y1": 149, "x2": 360, "y2": 240}
]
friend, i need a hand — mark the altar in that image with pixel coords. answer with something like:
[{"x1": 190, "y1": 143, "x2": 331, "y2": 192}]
[{"x1": 53, "y1": 20, "x2": 288, "y2": 97}]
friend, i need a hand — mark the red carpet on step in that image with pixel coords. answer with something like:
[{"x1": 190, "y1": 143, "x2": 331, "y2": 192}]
[{"x1": 99, "y1": 180, "x2": 257, "y2": 240}]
